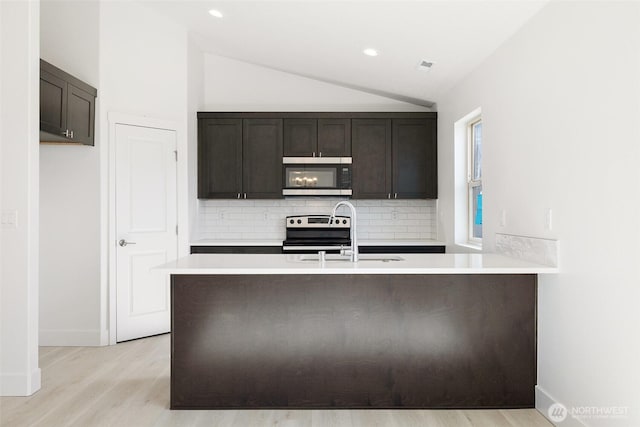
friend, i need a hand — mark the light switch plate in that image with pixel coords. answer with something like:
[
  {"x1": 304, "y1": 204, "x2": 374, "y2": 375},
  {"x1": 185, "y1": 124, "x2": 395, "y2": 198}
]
[{"x1": 1, "y1": 210, "x2": 18, "y2": 229}]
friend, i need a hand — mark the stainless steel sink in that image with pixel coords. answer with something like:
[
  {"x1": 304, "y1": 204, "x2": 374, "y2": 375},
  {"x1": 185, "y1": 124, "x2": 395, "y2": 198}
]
[{"x1": 298, "y1": 254, "x2": 404, "y2": 263}]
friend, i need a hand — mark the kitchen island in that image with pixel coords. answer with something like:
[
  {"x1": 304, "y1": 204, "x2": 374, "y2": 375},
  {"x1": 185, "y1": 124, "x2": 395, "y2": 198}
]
[{"x1": 160, "y1": 253, "x2": 556, "y2": 410}]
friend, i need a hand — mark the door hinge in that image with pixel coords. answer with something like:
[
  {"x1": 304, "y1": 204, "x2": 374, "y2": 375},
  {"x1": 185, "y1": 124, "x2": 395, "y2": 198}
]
[{"x1": 173, "y1": 150, "x2": 178, "y2": 161}]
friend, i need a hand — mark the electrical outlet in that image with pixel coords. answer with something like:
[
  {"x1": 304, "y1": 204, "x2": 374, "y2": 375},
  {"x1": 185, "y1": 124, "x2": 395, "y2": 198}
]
[
  {"x1": 499, "y1": 209, "x2": 507, "y2": 227},
  {"x1": 263, "y1": 212, "x2": 269, "y2": 221},
  {"x1": 545, "y1": 208, "x2": 553, "y2": 231},
  {"x1": 218, "y1": 211, "x2": 225, "y2": 221},
  {"x1": 391, "y1": 210, "x2": 398, "y2": 220}
]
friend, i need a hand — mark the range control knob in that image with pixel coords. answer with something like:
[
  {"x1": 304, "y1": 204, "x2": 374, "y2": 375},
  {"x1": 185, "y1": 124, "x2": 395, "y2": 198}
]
[
  {"x1": 297, "y1": 219, "x2": 302, "y2": 224},
  {"x1": 289, "y1": 219, "x2": 294, "y2": 224},
  {"x1": 343, "y1": 220, "x2": 347, "y2": 224}
]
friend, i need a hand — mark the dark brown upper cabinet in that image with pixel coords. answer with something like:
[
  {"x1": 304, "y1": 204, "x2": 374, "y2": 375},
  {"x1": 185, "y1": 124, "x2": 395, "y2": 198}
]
[
  {"x1": 198, "y1": 119, "x2": 243, "y2": 199},
  {"x1": 352, "y1": 119, "x2": 392, "y2": 199},
  {"x1": 353, "y1": 116, "x2": 437, "y2": 199},
  {"x1": 392, "y1": 118, "x2": 437, "y2": 199},
  {"x1": 198, "y1": 112, "x2": 436, "y2": 200},
  {"x1": 243, "y1": 119, "x2": 283, "y2": 199},
  {"x1": 40, "y1": 59, "x2": 97, "y2": 146},
  {"x1": 283, "y1": 119, "x2": 317, "y2": 157},
  {"x1": 283, "y1": 118, "x2": 351, "y2": 157},
  {"x1": 198, "y1": 117, "x2": 283, "y2": 199}
]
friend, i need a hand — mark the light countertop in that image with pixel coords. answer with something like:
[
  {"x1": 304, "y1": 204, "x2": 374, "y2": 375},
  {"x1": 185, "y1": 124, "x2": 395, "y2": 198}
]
[
  {"x1": 191, "y1": 239, "x2": 446, "y2": 246},
  {"x1": 158, "y1": 253, "x2": 558, "y2": 275}
]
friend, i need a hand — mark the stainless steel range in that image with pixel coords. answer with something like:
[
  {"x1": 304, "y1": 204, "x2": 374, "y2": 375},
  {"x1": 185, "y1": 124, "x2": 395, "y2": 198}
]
[{"x1": 282, "y1": 215, "x2": 351, "y2": 253}]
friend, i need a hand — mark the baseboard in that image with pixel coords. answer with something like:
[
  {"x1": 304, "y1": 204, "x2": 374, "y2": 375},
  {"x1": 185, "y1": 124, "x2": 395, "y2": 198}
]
[
  {"x1": 536, "y1": 386, "x2": 589, "y2": 427},
  {"x1": 39, "y1": 329, "x2": 106, "y2": 346},
  {"x1": 0, "y1": 368, "x2": 41, "y2": 396}
]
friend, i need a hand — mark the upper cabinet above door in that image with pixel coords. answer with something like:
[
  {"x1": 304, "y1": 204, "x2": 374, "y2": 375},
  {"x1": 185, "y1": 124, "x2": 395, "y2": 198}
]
[
  {"x1": 39, "y1": 59, "x2": 97, "y2": 146},
  {"x1": 283, "y1": 118, "x2": 351, "y2": 157}
]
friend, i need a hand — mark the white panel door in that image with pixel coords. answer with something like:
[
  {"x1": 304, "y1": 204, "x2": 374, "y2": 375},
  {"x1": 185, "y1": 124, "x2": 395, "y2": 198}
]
[{"x1": 115, "y1": 124, "x2": 177, "y2": 342}]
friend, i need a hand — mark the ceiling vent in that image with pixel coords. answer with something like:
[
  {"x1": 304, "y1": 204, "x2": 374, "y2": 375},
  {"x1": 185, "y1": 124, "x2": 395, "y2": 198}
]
[{"x1": 417, "y1": 60, "x2": 434, "y2": 71}]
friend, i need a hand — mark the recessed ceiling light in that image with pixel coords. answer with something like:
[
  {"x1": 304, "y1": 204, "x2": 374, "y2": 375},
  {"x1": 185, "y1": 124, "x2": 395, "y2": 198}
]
[
  {"x1": 208, "y1": 9, "x2": 223, "y2": 18},
  {"x1": 363, "y1": 48, "x2": 379, "y2": 57}
]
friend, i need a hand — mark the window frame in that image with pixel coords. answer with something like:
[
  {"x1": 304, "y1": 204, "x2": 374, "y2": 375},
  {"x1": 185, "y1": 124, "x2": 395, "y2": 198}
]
[{"x1": 467, "y1": 117, "x2": 482, "y2": 245}]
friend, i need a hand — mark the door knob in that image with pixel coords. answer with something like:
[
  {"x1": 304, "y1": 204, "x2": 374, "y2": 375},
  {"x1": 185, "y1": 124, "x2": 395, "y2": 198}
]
[{"x1": 118, "y1": 239, "x2": 136, "y2": 247}]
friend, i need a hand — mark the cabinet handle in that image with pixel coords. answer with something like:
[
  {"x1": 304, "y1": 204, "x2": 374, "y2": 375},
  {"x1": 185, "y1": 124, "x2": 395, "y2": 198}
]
[
  {"x1": 318, "y1": 152, "x2": 322, "y2": 157},
  {"x1": 61, "y1": 129, "x2": 70, "y2": 138},
  {"x1": 237, "y1": 193, "x2": 240, "y2": 199},
  {"x1": 387, "y1": 193, "x2": 391, "y2": 199},
  {"x1": 312, "y1": 152, "x2": 316, "y2": 157},
  {"x1": 394, "y1": 193, "x2": 398, "y2": 199},
  {"x1": 69, "y1": 130, "x2": 74, "y2": 139},
  {"x1": 244, "y1": 193, "x2": 247, "y2": 199}
]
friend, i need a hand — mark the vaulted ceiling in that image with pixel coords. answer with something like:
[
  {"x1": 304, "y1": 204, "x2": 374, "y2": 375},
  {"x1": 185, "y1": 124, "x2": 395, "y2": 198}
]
[{"x1": 143, "y1": 1, "x2": 549, "y2": 107}]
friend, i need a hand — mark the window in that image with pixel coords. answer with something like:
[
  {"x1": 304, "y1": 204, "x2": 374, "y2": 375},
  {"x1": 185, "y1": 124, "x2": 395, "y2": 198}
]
[{"x1": 468, "y1": 118, "x2": 482, "y2": 242}]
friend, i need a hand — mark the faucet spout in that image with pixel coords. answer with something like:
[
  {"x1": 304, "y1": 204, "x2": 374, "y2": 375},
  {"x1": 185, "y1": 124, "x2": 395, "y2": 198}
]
[{"x1": 330, "y1": 201, "x2": 358, "y2": 262}]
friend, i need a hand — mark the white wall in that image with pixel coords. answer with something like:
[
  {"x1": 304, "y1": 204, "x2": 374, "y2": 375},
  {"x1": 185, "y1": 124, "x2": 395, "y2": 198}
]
[
  {"x1": 39, "y1": 0, "x2": 102, "y2": 346},
  {"x1": 0, "y1": 0, "x2": 41, "y2": 395},
  {"x1": 99, "y1": 1, "x2": 190, "y2": 342},
  {"x1": 187, "y1": 36, "x2": 204, "y2": 244},
  {"x1": 203, "y1": 53, "x2": 432, "y2": 112},
  {"x1": 438, "y1": 2, "x2": 640, "y2": 426}
]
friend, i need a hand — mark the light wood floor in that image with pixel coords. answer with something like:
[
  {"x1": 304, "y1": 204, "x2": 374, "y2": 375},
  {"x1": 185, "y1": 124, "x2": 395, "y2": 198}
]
[{"x1": 0, "y1": 334, "x2": 552, "y2": 427}]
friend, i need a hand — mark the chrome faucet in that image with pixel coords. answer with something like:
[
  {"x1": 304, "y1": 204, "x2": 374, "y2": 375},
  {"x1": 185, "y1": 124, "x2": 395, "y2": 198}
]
[{"x1": 330, "y1": 201, "x2": 358, "y2": 262}]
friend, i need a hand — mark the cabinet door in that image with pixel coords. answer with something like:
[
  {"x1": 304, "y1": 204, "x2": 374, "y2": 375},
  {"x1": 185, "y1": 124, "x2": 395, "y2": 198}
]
[
  {"x1": 317, "y1": 119, "x2": 351, "y2": 157},
  {"x1": 392, "y1": 118, "x2": 437, "y2": 199},
  {"x1": 67, "y1": 84, "x2": 96, "y2": 146},
  {"x1": 198, "y1": 119, "x2": 243, "y2": 198},
  {"x1": 243, "y1": 119, "x2": 283, "y2": 199},
  {"x1": 352, "y1": 119, "x2": 392, "y2": 199},
  {"x1": 40, "y1": 70, "x2": 68, "y2": 137},
  {"x1": 283, "y1": 119, "x2": 317, "y2": 157}
]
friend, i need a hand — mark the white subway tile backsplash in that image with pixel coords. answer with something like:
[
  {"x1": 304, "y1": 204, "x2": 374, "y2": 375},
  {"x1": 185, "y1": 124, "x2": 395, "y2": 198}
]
[
  {"x1": 394, "y1": 232, "x2": 420, "y2": 239},
  {"x1": 367, "y1": 232, "x2": 397, "y2": 240},
  {"x1": 195, "y1": 199, "x2": 437, "y2": 241}
]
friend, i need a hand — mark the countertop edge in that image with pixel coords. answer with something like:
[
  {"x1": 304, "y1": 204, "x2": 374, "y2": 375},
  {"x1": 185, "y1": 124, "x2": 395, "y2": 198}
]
[
  {"x1": 163, "y1": 268, "x2": 558, "y2": 275},
  {"x1": 191, "y1": 240, "x2": 446, "y2": 247},
  {"x1": 158, "y1": 254, "x2": 558, "y2": 275}
]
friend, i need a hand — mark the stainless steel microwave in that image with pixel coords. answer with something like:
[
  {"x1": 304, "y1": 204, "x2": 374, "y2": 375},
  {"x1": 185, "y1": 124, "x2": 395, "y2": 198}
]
[{"x1": 282, "y1": 157, "x2": 352, "y2": 196}]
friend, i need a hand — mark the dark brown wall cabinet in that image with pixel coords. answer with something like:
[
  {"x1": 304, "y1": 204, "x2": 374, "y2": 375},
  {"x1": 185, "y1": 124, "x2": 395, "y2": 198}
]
[
  {"x1": 198, "y1": 112, "x2": 436, "y2": 200},
  {"x1": 352, "y1": 119, "x2": 392, "y2": 199},
  {"x1": 353, "y1": 117, "x2": 437, "y2": 199},
  {"x1": 40, "y1": 59, "x2": 97, "y2": 146},
  {"x1": 283, "y1": 118, "x2": 350, "y2": 157},
  {"x1": 198, "y1": 118, "x2": 283, "y2": 199}
]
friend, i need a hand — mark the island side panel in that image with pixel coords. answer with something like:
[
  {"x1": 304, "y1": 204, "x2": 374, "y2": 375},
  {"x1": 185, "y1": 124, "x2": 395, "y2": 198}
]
[{"x1": 171, "y1": 274, "x2": 536, "y2": 409}]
